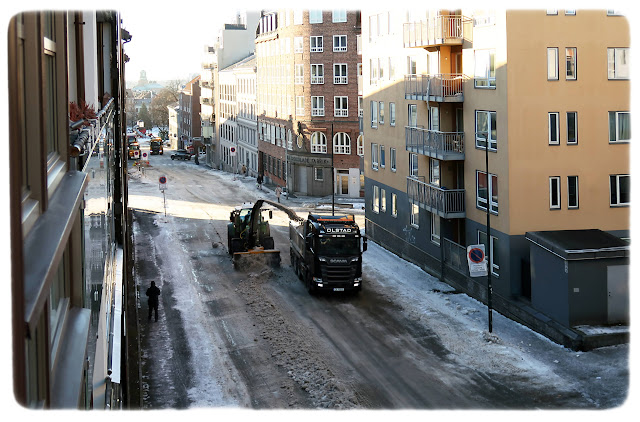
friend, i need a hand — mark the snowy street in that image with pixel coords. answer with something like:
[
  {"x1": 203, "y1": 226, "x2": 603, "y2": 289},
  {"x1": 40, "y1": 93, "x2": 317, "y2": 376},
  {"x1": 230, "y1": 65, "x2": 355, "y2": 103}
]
[{"x1": 128, "y1": 140, "x2": 629, "y2": 410}]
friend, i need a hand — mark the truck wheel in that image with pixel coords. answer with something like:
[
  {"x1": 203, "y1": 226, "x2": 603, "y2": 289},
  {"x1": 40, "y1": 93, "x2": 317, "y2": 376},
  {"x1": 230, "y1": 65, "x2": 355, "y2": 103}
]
[{"x1": 305, "y1": 270, "x2": 316, "y2": 295}]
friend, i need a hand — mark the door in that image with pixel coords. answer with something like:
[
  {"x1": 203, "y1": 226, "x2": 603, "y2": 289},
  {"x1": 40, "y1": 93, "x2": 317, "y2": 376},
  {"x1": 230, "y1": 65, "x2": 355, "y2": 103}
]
[
  {"x1": 337, "y1": 170, "x2": 349, "y2": 196},
  {"x1": 607, "y1": 265, "x2": 629, "y2": 323},
  {"x1": 296, "y1": 165, "x2": 307, "y2": 194}
]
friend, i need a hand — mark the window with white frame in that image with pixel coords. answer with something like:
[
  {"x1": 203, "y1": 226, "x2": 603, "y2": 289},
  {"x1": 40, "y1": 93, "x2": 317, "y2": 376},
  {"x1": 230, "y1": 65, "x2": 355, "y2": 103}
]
[
  {"x1": 391, "y1": 193, "x2": 397, "y2": 217},
  {"x1": 549, "y1": 176, "x2": 561, "y2": 209},
  {"x1": 334, "y1": 96, "x2": 348, "y2": 117},
  {"x1": 474, "y1": 49, "x2": 496, "y2": 88},
  {"x1": 314, "y1": 167, "x2": 324, "y2": 181},
  {"x1": 477, "y1": 170, "x2": 498, "y2": 213},
  {"x1": 371, "y1": 143, "x2": 379, "y2": 169},
  {"x1": 429, "y1": 158, "x2": 440, "y2": 186},
  {"x1": 296, "y1": 96, "x2": 304, "y2": 115},
  {"x1": 548, "y1": 112, "x2": 560, "y2": 145},
  {"x1": 334, "y1": 63, "x2": 348, "y2": 84},
  {"x1": 567, "y1": 112, "x2": 578, "y2": 144},
  {"x1": 408, "y1": 104, "x2": 417, "y2": 127},
  {"x1": 309, "y1": 10, "x2": 323, "y2": 24},
  {"x1": 389, "y1": 57, "x2": 396, "y2": 80},
  {"x1": 478, "y1": 230, "x2": 500, "y2": 276},
  {"x1": 607, "y1": 48, "x2": 629, "y2": 79},
  {"x1": 294, "y1": 10, "x2": 303, "y2": 24},
  {"x1": 566, "y1": 47, "x2": 577, "y2": 80},
  {"x1": 373, "y1": 185, "x2": 380, "y2": 212},
  {"x1": 380, "y1": 145, "x2": 385, "y2": 168},
  {"x1": 410, "y1": 203, "x2": 419, "y2": 227},
  {"x1": 407, "y1": 56, "x2": 417, "y2": 75},
  {"x1": 357, "y1": 135, "x2": 364, "y2": 156},
  {"x1": 333, "y1": 132, "x2": 351, "y2": 154},
  {"x1": 409, "y1": 153, "x2": 418, "y2": 177},
  {"x1": 610, "y1": 174, "x2": 630, "y2": 206},
  {"x1": 379, "y1": 102, "x2": 385, "y2": 124},
  {"x1": 370, "y1": 58, "x2": 378, "y2": 81},
  {"x1": 294, "y1": 37, "x2": 303, "y2": 53},
  {"x1": 295, "y1": 64, "x2": 304, "y2": 84},
  {"x1": 332, "y1": 10, "x2": 347, "y2": 23},
  {"x1": 333, "y1": 35, "x2": 347, "y2": 52},
  {"x1": 311, "y1": 131, "x2": 327, "y2": 153},
  {"x1": 547, "y1": 47, "x2": 559, "y2": 80},
  {"x1": 357, "y1": 34, "x2": 362, "y2": 54},
  {"x1": 371, "y1": 101, "x2": 378, "y2": 127},
  {"x1": 431, "y1": 213, "x2": 441, "y2": 245},
  {"x1": 546, "y1": 9, "x2": 558, "y2": 15},
  {"x1": 390, "y1": 147, "x2": 396, "y2": 172},
  {"x1": 389, "y1": 102, "x2": 396, "y2": 126},
  {"x1": 381, "y1": 188, "x2": 387, "y2": 212},
  {"x1": 378, "y1": 58, "x2": 385, "y2": 79},
  {"x1": 311, "y1": 64, "x2": 324, "y2": 84},
  {"x1": 609, "y1": 111, "x2": 630, "y2": 142},
  {"x1": 565, "y1": 10, "x2": 576, "y2": 15},
  {"x1": 358, "y1": 96, "x2": 363, "y2": 117},
  {"x1": 476, "y1": 110, "x2": 497, "y2": 150},
  {"x1": 568, "y1": 176, "x2": 579, "y2": 209},
  {"x1": 310, "y1": 36, "x2": 323, "y2": 52},
  {"x1": 311, "y1": 96, "x2": 324, "y2": 116}
]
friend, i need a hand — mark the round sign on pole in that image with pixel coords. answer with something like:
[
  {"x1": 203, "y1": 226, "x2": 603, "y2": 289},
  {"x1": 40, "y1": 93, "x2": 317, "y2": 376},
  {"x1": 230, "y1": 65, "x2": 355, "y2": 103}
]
[
  {"x1": 143, "y1": 152, "x2": 148, "y2": 158},
  {"x1": 230, "y1": 146, "x2": 236, "y2": 156},
  {"x1": 159, "y1": 176, "x2": 167, "y2": 184},
  {"x1": 468, "y1": 247, "x2": 484, "y2": 264}
]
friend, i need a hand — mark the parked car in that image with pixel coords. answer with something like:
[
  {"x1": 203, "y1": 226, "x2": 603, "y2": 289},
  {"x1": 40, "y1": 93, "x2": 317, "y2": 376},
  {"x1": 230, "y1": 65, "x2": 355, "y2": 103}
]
[{"x1": 171, "y1": 149, "x2": 191, "y2": 161}]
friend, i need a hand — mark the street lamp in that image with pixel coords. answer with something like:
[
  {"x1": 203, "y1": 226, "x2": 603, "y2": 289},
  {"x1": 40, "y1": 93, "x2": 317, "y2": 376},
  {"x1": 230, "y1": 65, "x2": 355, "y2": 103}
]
[{"x1": 485, "y1": 137, "x2": 493, "y2": 333}]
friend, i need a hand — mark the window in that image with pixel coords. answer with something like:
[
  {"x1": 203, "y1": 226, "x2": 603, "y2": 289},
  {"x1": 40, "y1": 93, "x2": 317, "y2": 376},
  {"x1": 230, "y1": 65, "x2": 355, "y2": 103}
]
[
  {"x1": 371, "y1": 101, "x2": 378, "y2": 127},
  {"x1": 309, "y1": 10, "x2": 323, "y2": 24},
  {"x1": 568, "y1": 176, "x2": 579, "y2": 209},
  {"x1": 357, "y1": 135, "x2": 364, "y2": 156},
  {"x1": 370, "y1": 58, "x2": 378, "y2": 80},
  {"x1": 295, "y1": 64, "x2": 304, "y2": 84},
  {"x1": 294, "y1": 10, "x2": 303, "y2": 25},
  {"x1": 373, "y1": 185, "x2": 380, "y2": 213},
  {"x1": 311, "y1": 96, "x2": 324, "y2": 116},
  {"x1": 296, "y1": 96, "x2": 304, "y2": 115},
  {"x1": 607, "y1": 48, "x2": 629, "y2": 79},
  {"x1": 379, "y1": 102, "x2": 385, "y2": 124},
  {"x1": 429, "y1": 158, "x2": 440, "y2": 186},
  {"x1": 609, "y1": 112, "x2": 631, "y2": 142},
  {"x1": 478, "y1": 231, "x2": 500, "y2": 276},
  {"x1": 314, "y1": 167, "x2": 324, "y2": 181},
  {"x1": 610, "y1": 175, "x2": 630, "y2": 206},
  {"x1": 565, "y1": 10, "x2": 576, "y2": 15},
  {"x1": 332, "y1": 10, "x2": 347, "y2": 23},
  {"x1": 333, "y1": 35, "x2": 347, "y2": 52},
  {"x1": 407, "y1": 56, "x2": 417, "y2": 75},
  {"x1": 389, "y1": 102, "x2": 396, "y2": 126},
  {"x1": 567, "y1": 112, "x2": 578, "y2": 144},
  {"x1": 371, "y1": 143, "x2": 379, "y2": 169},
  {"x1": 358, "y1": 95, "x2": 363, "y2": 117},
  {"x1": 546, "y1": 9, "x2": 558, "y2": 15},
  {"x1": 310, "y1": 36, "x2": 323, "y2": 52},
  {"x1": 389, "y1": 57, "x2": 396, "y2": 80},
  {"x1": 390, "y1": 148, "x2": 396, "y2": 172},
  {"x1": 334, "y1": 63, "x2": 348, "y2": 84},
  {"x1": 334, "y1": 96, "x2": 348, "y2": 117},
  {"x1": 566, "y1": 48, "x2": 577, "y2": 80},
  {"x1": 333, "y1": 132, "x2": 351, "y2": 154},
  {"x1": 380, "y1": 145, "x2": 385, "y2": 168},
  {"x1": 477, "y1": 171, "x2": 498, "y2": 213},
  {"x1": 547, "y1": 47, "x2": 559, "y2": 80},
  {"x1": 431, "y1": 213, "x2": 440, "y2": 245},
  {"x1": 409, "y1": 153, "x2": 418, "y2": 177},
  {"x1": 311, "y1": 132, "x2": 327, "y2": 153},
  {"x1": 391, "y1": 193, "x2": 398, "y2": 217},
  {"x1": 408, "y1": 104, "x2": 417, "y2": 127},
  {"x1": 549, "y1": 176, "x2": 561, "y2": 209},
  {"x1": 381, "y1": 189, "x2": 387, "y2": 212},
  {"x1": 474, "y1": 49, "x2": 496, "y2": 88},
  {"x1": 476, "y1": 110, "x2": 497, "y2": 150},
  {"x1": 548, "y1": 112, "x2": 560, "y2": 145},
  {"x1": 410, "y1": 203, "x2": 419, "y2": 227},
  {"x1": 311, "y1": 64, "x2": 324, "y2": 84},
  {"x1": 294, "y1": 37, "x2": 303, "y2": 53}
]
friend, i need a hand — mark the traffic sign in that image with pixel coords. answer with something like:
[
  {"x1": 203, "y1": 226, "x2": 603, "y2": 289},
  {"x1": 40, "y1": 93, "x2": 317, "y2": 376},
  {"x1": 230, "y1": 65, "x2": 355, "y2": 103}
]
[
  {"x1": 467, "y1": 244, "x2": 488, "y2": 277},
  {"x1": 230, "y1": 146, "x2": 236, "y2": 156},
  {"x1": 143, "y1": 152, "x2": 148, "y2": 158},
  {"x1": 159, "y1": 176, "x2": 167, "y2": 184},
  {"x1": 159, "y1": 175, "x2": 167, "y2": 191}
]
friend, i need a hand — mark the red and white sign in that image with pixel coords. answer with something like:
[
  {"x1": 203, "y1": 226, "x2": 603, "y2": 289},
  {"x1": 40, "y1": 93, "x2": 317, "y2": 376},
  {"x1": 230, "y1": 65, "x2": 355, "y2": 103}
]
[
  {"x1": 467, "y1": 244, "x2": 488, "y2": 277},
  {"x1": 230, "y1": 146, "x2": 236, "y2": 157},
  {"x1": 159, "y1": 176, "x2": 167, "y2": 190}
]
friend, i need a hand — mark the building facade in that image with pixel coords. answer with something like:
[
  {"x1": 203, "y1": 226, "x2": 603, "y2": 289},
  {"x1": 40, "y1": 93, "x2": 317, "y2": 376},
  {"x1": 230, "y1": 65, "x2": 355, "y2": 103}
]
[
  {"x1": 178, "y1": 75, "x2": 201, "y2": 149},
  {"x1": 234, "y1": 55, "x2": 259, "y2": 177},
  {"x1": 363, "y1": 9, "x2": 629, "y2": 335},
  {"x1": 8, "y1": 10, "x2": 132, "y2": 408},
  {"x1": 255, "y1": 10, "x2": 363, "y2": 196},
  {"x1": 168, "y1": 103, "x2": 179, "y2": 149},
  {"x1": 200, "y1": 46, "x2": 216, "y2": 164}
]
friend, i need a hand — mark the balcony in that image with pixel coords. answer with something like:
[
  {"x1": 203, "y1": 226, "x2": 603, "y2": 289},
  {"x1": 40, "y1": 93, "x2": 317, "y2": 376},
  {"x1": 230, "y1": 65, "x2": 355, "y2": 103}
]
[
  {"x1": 403, "y1": 15, "x2": 471, "y2": 49},
  {"x1": 405, "y1": 74, "x2": 466, "y2": 102},
  {"x1": 407, "y1": 176, "x2": 465, "y2": 219},
  {"x1": 405, "y1": 126, "x2": 464, "y2": 160}
]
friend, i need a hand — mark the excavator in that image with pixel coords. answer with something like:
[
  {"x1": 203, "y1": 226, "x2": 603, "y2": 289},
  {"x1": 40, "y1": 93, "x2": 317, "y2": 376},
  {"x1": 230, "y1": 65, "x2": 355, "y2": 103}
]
[{"x1": 227, "y1": 199, "x2": 303, "y2": 270}]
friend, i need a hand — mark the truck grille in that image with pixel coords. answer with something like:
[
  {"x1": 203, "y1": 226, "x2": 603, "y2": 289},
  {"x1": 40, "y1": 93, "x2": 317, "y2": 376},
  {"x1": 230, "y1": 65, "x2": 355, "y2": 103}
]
[{"x1": 320, "y1": 262, "x2": 357, "y2": 285}]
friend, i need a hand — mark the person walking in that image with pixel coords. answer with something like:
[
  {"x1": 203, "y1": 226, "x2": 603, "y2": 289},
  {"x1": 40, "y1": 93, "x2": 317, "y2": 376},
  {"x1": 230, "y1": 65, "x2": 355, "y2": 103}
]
[
  {"x1": 241, "y1": 164, "x2": 247, "y2": 177},
  {"x1": 146, "y1": 281, "x2": 161, "y2": 322},
  {"x1": 257, "y1": 174, "x2": 263, "y2": 191},
  {"x1": 275, "y1": 186, "x2": 282, "y2": 203}
]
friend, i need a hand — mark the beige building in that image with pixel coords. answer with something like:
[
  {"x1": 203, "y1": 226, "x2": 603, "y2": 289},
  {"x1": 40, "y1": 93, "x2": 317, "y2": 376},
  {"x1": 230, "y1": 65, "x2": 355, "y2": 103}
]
[{"x1": 363, "y1": 9, "x2": 629, "y2": 332}]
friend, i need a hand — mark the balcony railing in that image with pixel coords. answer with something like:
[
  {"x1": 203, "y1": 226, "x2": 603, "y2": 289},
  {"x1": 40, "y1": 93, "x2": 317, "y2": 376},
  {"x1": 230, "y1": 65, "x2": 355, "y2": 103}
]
[
  {"x1": 334, "y1": 76, "x2": 348, "y2": 84},
  {"x1": 334, "y1": 109, "x2": 348, "y2": 117},
  {"x1": 405, "y1": 74, "x2": 466, "y2": 102},
  {"x1": 407, "y1": 176, "x2": 465, "y2": 219},
  {"x1": 405, "y1": 126, "x2": 464, "y2": 160},
  {"x1": 311, "y1": 76, "x2": 324, "y2": 84},
  {"x1": 403, "y1": 15, "x2": 471, "y2": 48}
]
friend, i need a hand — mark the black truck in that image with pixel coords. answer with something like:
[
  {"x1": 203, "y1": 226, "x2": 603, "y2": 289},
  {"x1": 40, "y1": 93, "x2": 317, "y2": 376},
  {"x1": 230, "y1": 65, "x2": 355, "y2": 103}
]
[{"x1": 290, "y1": 214, "x2": 366, "y2": 294}]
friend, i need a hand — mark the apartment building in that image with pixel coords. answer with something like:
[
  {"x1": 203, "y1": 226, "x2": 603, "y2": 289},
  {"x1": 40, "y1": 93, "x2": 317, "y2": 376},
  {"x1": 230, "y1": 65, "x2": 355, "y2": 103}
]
[
  {"x1": 363, "y1": 9, "x2": 629, "y2": 338},
  {"x1": 178, "y1": 75, "x2": 201, "y2": 149},
  {"x1": 168, "y1": 103, "x2": 179, "y2": 149},
  {"x1": 235, "y1": 55, "x2": 259, "y2": 176},
  {"x1": 200, "y1": 46, "x2": 215, "y2": 162},
  {"x1": 8, "y1": 11, "x2": 132, "y2": 407},
  {"x1": 255, "y1": 10, "x2": 363, "y2": 196}
]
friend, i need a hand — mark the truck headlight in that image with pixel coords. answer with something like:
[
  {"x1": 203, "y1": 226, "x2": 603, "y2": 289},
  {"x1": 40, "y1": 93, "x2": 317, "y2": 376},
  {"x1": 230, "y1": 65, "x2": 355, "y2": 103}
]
[
  {"x1": 354, "y1": 277, "x2": 362, "y2": 283},
  {"x1": 313, "y1": 277, "x2": 323, "y2": 285}
]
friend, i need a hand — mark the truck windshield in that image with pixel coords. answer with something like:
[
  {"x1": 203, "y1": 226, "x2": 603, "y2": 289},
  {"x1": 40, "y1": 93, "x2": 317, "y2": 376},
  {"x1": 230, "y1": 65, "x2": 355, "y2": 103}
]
[{"x1": 317, "y1": 236, "x2": 359, "y2": 256}]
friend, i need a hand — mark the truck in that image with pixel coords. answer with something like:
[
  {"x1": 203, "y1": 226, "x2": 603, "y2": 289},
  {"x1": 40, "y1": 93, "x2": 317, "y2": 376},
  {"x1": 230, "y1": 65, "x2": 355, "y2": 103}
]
[
  {"x1": 150, "y1": 138, "x2": 164, "y2": 155},
  {"x1": 290, "y1": 214, "x2": 367, "y2": 294}
]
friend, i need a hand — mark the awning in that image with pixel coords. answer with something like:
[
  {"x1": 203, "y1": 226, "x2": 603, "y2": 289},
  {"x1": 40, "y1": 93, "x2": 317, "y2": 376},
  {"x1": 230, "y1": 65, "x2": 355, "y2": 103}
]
[{"x1": 525, "y1": 229, "x2": 629, "y2": 260}]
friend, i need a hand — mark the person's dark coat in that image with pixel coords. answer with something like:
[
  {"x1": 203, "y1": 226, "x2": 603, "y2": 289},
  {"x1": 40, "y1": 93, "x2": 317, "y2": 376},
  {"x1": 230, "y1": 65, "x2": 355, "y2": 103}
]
[{"x1": 146, "y1": 282, "x2": 161, "y2": 306}]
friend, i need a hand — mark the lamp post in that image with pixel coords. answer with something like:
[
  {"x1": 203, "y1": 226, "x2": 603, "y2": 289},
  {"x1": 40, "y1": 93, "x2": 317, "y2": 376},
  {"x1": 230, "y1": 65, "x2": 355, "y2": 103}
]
[
  {"x1": 485, "y1": 138, "x2": 493, "y2": 333},
  {"x1": 331, "y1": 123, "x2": 335, "y2": 216}
]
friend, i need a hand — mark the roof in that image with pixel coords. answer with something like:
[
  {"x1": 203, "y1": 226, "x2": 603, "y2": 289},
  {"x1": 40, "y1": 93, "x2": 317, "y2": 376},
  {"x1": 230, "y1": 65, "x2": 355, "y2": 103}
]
[
  {"x1": 525, "y1": 229, "x2": 629, "y2": 260},
  {"x1": 220, "y1": 54, "x2": 256, "y2": 72}
]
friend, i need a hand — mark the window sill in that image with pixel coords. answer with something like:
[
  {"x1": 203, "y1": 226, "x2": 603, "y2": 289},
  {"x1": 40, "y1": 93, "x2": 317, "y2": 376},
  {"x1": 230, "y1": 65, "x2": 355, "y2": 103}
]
[
  {"x1": 609, "y1": 141, "x2": 630, "y2": 144},
  {"x1": 610, "y1": 204, "x2": 630, "y2": 208}
]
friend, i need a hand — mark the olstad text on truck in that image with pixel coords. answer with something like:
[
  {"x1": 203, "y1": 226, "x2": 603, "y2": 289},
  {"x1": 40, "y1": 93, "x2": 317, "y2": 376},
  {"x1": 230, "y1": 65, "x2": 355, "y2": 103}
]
[{"x1": 290, "y1": 214, "x2": 367, "y2": 294}]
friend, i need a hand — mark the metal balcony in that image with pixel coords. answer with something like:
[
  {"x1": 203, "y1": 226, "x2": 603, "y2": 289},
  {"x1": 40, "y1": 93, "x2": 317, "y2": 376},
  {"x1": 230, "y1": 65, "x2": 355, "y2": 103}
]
[
  {"x1": 405, "y1": 74, "x2": 466, "y2": 102},
  {"x1": 405, "y1": 126, "x2": 464, "y2": 160},
  {"x1": 407, "y1": 176, "x2": 465, "y2": 219},
  {"x1": 402, "y1": 15, "x2": 470, "y2": 49}
]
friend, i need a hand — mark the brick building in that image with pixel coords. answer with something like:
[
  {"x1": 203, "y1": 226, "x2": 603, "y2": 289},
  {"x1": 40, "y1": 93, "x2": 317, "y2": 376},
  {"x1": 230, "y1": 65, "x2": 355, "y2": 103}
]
[
  {"x1": 178, "y1": 75, "x2": 201, "y2": 149},
  {"x1": 255, "y1": 10, "x2": 363, "y2": 197}
]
